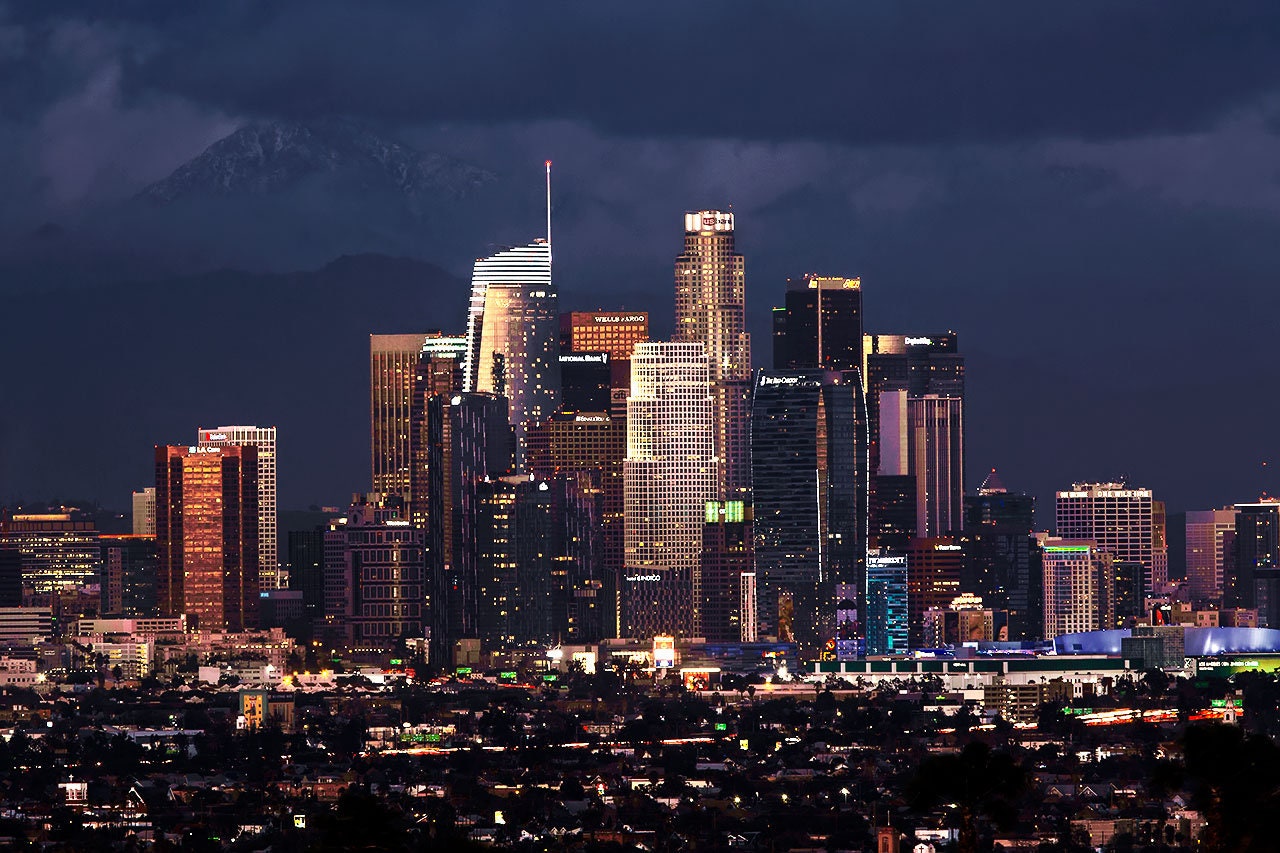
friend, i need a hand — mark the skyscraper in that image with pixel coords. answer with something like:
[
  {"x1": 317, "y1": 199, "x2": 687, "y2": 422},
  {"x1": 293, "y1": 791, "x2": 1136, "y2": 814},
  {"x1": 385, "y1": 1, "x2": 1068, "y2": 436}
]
[
  {"x1": 198, "y1": 425, "x2": 279, "y2": 589},
  {"x1": 558, "y1": 352, "x2": 612, "y2": 414},
  {"x1": 1186, "y1": 508, "x2": 1235, "y2": 606},
  {"x1": 322, "y1": 495, "x2": 425, "y2": 647},
  {"x1": 906, "y1": 537, "x2": 965, "y2": 647},
  {"x1": 463, "y1": 241, "x2": 560, "y2": 470},
  {"x1": 963, "y1": 470, "x2": 1040, "y2": 640},
  {"x1": 560, "y1": 311, "x2": 650, "y2": 420},
  {"x1": 865, "y1": 551, "x2": 908, "y2": 655},
  {"x1": 701, "y1": 500, "x2": 754, "y2": 644},
  {"x1": 559, "y1": 312, "x2": 650, "y2": 360},
  {"x1": 622, "y1": 342, "x2": 717, "y2": 639},
  {"x1": 427, "y1": 392, "x2": 514, "y2": 663},
  {"x1": 155, "y1": 445, "x2": 259, "y2": 631},
  {"x1": 526, "y1": 413, "x2": 625, "y2": 639},
  {"x1": 908, "y1": 395, "x2": 964, "y2": 537},
  {"x1": 674, "y1": 211, "x2": 751, "y2": 500},
  {"x1": 1227, "y1": 500, "x2": 1280, "y2": 626},
  {"x1": 407, "y1": 334, "x2": 468, "y2": 530},
  {"x1": 750, "y1": 369, "x2": 868, "y2": 655},
  {"x1": 1039, "y1": 536, "x2": 1114, "y2": 637},
  {"x1": 771, "y1": 275, "x2": 863, "y2": 372},
  {"x1": 865, "y1": 334, "x2": 964, "y2": 539},
  {"x1": 1055, "y1": 483, "x2": 1158, "y2": 595},
  {"x1": 371, "y1": 333, "x2": 432, "y2": 498},
  {"x1": 131, "y1": 488, "x2": 156, "y2": 537},
  {"x1": 0, "y1": 511, "x2": 101, "y2": 596}
]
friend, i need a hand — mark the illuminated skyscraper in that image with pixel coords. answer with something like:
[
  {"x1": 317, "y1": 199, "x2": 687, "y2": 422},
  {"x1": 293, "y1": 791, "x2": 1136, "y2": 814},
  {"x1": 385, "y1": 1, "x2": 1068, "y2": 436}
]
[
  {"x1": 407, "y1": 334, "x2": 468, "y2": 530},
  {"x1": 1038, "y1": 536, "x2": 1114, "y2": 637},
  {"x1": 622, "y1": 342, "x2": 717, "y2": 639},
  {"x1": 559, "y1": 311, "x2": 649, "y2": 360},
  {"x1": 560, "y1": 311, "x2": 650, "y2": 419},
  {"x1": 322, "y1": 496, "x2": 424, "y2": 647},
  {"x1": 427, "y1": 392, "x2": 514, "y2": 664},
  {"x1": 0, "y1": 511, "x2": 101, "y2": 595},
  {"x1": 1055, "y1": 483, "x2": 1158, "y2": 594},
  {"x1": 371, "y1": 333, "x2": 432, "y2": 497},
  {"x1": 906, "y1": 537, "x2": 965, "y2": 647},
  {"x1": 865, "y1": 551, "x2": 908, "y2": 655},
  {"x1": 908, "y1": 395, "x2": 964, "y2": 537},
  {"x1": 155, "y1": 445, "x2": 259, "y2": 631},
  {"x1": 463, "y1": 241, "x2": 560, "y2": 470},
  {"x1": 771, "y1": 275, "x2": 863, "y2": 372},
  {"x1": 750, "y1": 369, "x2": 868, "y2": 656},
  {"x1": 198, "y1": 425, "x2": 279, "y2": 589},
  {"x1": 674, "y1": 211, "x2": 751, "y2": 500}
]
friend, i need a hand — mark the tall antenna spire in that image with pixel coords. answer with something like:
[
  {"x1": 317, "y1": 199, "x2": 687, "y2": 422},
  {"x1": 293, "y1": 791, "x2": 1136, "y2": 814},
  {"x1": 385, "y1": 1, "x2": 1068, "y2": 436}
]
[{"x1": 545, "y1": 160, "x2": 553, "y2": 262}]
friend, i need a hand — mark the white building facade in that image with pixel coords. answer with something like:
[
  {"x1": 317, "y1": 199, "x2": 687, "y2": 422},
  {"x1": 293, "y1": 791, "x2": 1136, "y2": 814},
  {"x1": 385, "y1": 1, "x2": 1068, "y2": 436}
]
[
  {"x1": 197, "y1": 425, "x2": 279, "y2": 589},
  {"x1": 622, "y1": 342, "x2": 717, "y2": 640}
]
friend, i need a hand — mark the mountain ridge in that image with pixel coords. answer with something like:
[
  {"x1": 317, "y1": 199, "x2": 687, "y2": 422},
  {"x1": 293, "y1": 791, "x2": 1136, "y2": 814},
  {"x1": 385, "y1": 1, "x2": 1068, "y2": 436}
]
[{"x1": 139, "y1": 118, "x2": 497, "y2": 207}]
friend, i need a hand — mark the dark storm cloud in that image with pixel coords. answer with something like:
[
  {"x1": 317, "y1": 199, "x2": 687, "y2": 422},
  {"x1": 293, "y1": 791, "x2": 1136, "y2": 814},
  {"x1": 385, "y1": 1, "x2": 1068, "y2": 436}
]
[{"x1": 13, "y1": 2, "x2": 1280, "y2": 146}]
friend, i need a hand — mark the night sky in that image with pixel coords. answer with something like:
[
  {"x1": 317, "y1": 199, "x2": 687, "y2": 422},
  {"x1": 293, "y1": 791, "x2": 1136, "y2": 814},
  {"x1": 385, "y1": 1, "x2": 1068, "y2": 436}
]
[{"x1": 3, "y1": 3, "x2": 1280, "y2": 520}]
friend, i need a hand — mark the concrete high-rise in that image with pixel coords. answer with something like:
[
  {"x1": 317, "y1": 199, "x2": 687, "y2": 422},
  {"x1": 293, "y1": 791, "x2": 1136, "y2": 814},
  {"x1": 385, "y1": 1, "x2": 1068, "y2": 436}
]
[
  {"x1": 1186, "y1": 508, "x2": 1236, "y2": 606},
  {"x1": 622, "y1": 342, "x2": 717, "y2": 639},
  {"x1": 198, "y1": 425, "x2": 279, "y2": 589},
  {"x1": 908, "y1": 395, "x2": 964, "y2": 537},
  {"x1": 155, "y1": 445, "x2": 259, "y2": 631},
  {"x1": 750, "y1": 369, "x2": 868, "y2": 656},
  {"x1": 771, "y1": 275, "x2": 862, "y2": 372},
  {"x1": 463, "y1": 241, "x2": 560, "y2": 471},
  {"x1": 1039, "y1": 536, "x2": 1114, "y2": 637},
  {"x1": 322, "y1": 496, "x2": 424, "y2": 647},
  {"x1": 674, "y1": 211, "x2": 751, "y2": 501},
  {"x1": 131, "y1": 488, "x2": 156, "y2": 536},
  {"x1": 1055, "y1": 483, "x2": 1159, "y2": 595},
  {"x1": 371, "y1": 333, "x2": 432, "y2": 498},
  {"x1": 0, "y1": 511, "x2": 102, "y2": 596}
]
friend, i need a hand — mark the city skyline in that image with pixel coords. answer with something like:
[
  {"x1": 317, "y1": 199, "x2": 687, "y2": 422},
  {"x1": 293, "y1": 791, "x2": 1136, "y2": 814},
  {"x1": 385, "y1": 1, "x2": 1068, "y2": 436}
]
[{"x1": 3, "y1": 9, "x2": 1280, "y2": 847}]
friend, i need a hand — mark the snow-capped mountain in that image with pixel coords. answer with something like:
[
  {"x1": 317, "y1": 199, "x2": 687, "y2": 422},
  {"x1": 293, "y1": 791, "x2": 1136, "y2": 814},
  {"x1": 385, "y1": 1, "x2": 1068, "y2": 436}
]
[{"x1": 139, "y1": 118, "x2": 496, "y2": 206}]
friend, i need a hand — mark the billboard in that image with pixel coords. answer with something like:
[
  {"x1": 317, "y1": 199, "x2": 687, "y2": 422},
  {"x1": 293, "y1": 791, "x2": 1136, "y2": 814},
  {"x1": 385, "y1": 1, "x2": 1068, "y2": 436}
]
[{"x1": 653, "y1": 635, "x2": 676, "y2": 669}]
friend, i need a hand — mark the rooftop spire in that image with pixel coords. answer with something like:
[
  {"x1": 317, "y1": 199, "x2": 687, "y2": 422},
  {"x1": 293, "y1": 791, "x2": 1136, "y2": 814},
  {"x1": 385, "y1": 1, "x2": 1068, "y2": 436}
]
[
  {"x1": 977, "y1": 467, "x2": 1008, "y2": 495},
  {"x1": 545, "y1": 160, "x2": 552, "y2": 263}
]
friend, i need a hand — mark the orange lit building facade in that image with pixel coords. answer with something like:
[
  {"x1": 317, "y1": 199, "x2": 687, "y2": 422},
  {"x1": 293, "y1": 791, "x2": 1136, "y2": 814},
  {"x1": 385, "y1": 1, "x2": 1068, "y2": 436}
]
[
  {"x1": 559, "y1": 312, "x2": 649, "y2": 360},
  {"x1": 155, "y1": 445, "x2": 260, "y2": 631}
]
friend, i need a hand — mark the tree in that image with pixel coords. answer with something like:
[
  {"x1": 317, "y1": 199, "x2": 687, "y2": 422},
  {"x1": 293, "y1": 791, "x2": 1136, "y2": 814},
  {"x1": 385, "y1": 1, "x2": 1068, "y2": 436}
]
[
  {"x1": 1183, "y1": 722, "x2": 1280, "y2": 852},
  {"x1": 907, "y1": 741, "x2": 1025, "y2": 853}
]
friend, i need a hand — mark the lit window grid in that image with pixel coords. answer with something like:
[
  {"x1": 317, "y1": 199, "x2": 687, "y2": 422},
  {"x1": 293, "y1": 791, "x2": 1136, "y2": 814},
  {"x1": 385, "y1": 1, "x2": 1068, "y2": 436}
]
[{"x1": 198, "y1": 425, "x2": 279, "y2": 590}]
